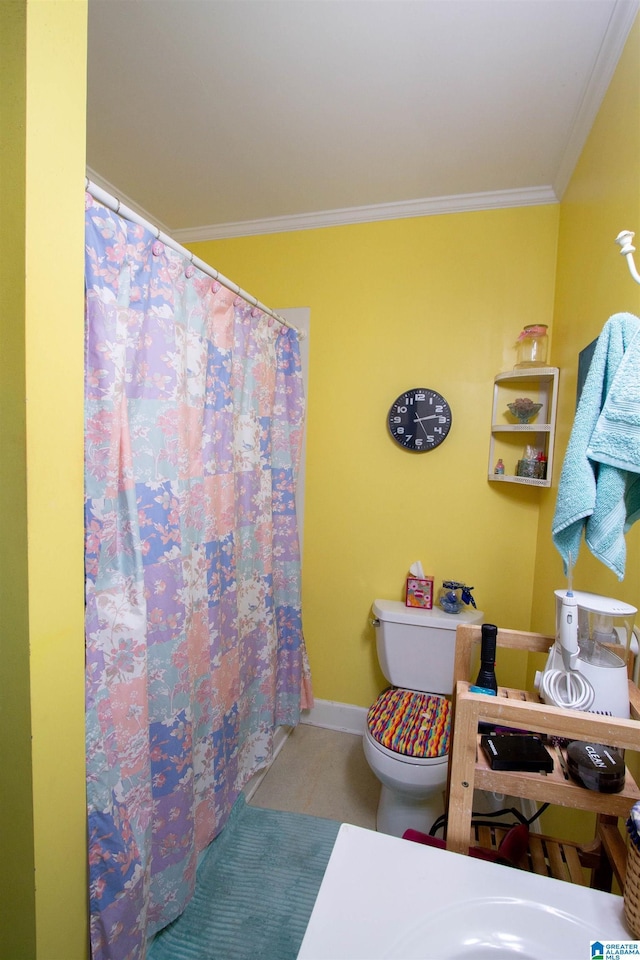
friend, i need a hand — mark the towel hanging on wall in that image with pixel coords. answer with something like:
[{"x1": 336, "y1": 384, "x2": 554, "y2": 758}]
[{"x1": 552, "y1": 312, "x2": 640, "y2": 580}]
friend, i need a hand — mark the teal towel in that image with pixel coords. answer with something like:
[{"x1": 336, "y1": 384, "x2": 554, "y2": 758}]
[
  {"x1": 552, "y1": 312, "x2": 640, "y2": 580},
  {"x1": 589, "y1": 329, "x2": 640, "y2": 471}
]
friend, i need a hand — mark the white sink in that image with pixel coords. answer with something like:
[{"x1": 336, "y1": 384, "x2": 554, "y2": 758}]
[{"x1": 297, "y1": 824, "x2": 631, "y2": 959}]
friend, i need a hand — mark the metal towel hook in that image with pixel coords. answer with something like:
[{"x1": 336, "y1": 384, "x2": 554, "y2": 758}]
[{"x1": 616, "y1": 231, "x2": 640, "y2": 285}]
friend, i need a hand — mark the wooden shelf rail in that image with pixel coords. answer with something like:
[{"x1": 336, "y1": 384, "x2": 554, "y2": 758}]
[{"x1": 445, "y1": 624, "x2": 640, "y2": 891}]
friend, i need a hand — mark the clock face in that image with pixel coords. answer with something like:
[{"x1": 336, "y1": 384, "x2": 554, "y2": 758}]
[{"x1": 388, "y1": 388, "x2": 453, "y2": 452}]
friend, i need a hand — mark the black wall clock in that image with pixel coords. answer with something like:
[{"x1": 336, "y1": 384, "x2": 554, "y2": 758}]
[{"x1": 387, "y1": 388, "x2": 453, "y2": 452}]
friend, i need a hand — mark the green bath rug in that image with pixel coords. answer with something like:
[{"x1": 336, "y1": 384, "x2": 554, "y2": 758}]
[{"x1": 148, "y1": 795, "x2": 340, "y2": 960}]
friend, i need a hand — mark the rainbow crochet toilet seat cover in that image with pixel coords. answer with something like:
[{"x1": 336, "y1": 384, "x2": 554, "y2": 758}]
[{"x1": 367, "y1": 688, "x2": 451, "y2": 759}]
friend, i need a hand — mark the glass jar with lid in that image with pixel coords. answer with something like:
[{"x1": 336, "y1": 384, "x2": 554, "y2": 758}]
[
  {"x1": 515, "y1": 324, "x2": 549, "y2": 368},
  {"x1": 437, "y1": 581, "x2": 476, "y2": 614}
]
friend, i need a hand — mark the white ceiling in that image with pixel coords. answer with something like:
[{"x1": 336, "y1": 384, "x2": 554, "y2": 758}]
[{"x1": 86, "y1": 0, "x2": 639, "y2": 240}]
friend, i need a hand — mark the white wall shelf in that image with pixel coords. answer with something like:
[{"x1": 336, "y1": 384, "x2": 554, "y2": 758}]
[{"x1": 488, "y1": 367, "x2": 559, "y2": 487}]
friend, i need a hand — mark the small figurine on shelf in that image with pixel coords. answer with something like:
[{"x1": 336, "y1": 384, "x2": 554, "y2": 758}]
[
  {"x1": 494, "y1": 458, "x2": 505, "y2": 475},
  {"x1": 536, "y1": 451, "x2": 548, "y2": 480}
]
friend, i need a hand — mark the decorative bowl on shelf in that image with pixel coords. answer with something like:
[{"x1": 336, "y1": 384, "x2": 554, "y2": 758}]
[{"x1": 507, "y1": 398, "x2": 543, "y2": 424}]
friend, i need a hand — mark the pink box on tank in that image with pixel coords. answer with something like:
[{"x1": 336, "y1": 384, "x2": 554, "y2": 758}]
[{"x1": 405, "y1": 577, "x2": 434, "y2": 609}]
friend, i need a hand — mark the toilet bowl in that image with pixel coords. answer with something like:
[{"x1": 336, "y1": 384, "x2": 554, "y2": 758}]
[
  {"x1": 363, "y1": 600, "x2": 483, "y2": 837},
  {"x1": 363, "y1": 706, "x2": 449, "y2": 836}
]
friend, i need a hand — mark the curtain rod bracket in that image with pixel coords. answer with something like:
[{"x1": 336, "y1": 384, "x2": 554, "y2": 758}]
[{"x1": 616, "y1": 230, "x2": 640, "y2": 285}]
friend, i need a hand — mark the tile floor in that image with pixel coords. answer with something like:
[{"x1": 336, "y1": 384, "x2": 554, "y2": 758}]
[
  {"x1": 249, "y1": 722, "x2": 537, "y2": 837},
  {"x1": 249, "y1": 723, "x2": 380, "y2": 829}
]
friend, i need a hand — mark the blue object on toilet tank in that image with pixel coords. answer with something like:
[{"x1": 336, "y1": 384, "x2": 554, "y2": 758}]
[
  {"x1": 461, "y1": 585, "x2": 477, "y2": 608},
  {"x1": 437, "y1": 581, "x2": 476, "y2": 614}
]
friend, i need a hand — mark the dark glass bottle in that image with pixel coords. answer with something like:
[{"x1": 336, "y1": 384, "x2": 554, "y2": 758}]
[{"x1": 475, "y1": 623, "x2": 498, "y2": 693}]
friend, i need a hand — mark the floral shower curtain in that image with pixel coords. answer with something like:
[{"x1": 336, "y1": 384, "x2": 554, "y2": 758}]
[{"x1": 84, "y1": 194, "x2": 312, "y2": 960}]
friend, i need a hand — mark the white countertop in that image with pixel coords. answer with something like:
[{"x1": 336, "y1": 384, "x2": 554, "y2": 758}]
[{"x1": 297, "y1": 823, "x2": 631, "y2": 959}]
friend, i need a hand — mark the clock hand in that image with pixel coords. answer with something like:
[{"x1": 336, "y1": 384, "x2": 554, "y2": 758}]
[
  {"x1": 413, "y1": 416, "x2": 435, "y2": 439},
  {"x1": 414, "y1": 414, "x2": 438, "y2": 423}
]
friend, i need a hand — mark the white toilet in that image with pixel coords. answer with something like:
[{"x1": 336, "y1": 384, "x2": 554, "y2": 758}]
[{"x1": 363, "y1": 598, "x2": 483, "y2": 837}]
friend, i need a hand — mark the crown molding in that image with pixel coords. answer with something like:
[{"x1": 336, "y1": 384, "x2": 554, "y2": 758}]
[
  {"x1": 86, "y1": 166, "x2": 557, "y2": 243},
  {"x1": 173, "y1": 186, "x2": 559, "y2": 243},
  {"x1": 553, "y1": 0, "x2": 640, "y2": 199}
]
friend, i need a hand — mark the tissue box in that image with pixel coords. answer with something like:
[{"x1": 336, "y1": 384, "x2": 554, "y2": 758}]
[{"x1": 405, "y1": 577, "x2": 434, "y2": 609}]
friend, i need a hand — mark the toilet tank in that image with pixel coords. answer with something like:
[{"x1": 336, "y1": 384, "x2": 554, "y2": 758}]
[{"x1": 372, "y1": 599, "x2": 484, "y2": 694}]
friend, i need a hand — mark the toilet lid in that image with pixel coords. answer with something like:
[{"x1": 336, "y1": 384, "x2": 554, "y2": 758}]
[{"x1": 367, "y1": 689, "x2": 450, "y2": 759}]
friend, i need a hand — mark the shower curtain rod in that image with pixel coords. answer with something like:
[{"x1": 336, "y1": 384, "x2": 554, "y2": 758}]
[{"x1": 85, "y1": 179, "x2": 303, "y2": 337}]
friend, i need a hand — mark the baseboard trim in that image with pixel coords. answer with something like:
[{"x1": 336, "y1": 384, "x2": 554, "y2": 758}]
[{"x1": 301, "y1": 698, "x2": 368, "y2": 735}]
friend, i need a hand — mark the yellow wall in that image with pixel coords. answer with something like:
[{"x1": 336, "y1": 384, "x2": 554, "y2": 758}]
[
  {"x1": 0, "y1": 3, "x2": 635, "y2": 950},
  {"x1": 190, "y1": 19, "x2": 638, "y2": 848},
  {"x1": 189, "y1": 205, "x2": 560, "y2": 705},
  {"x1": 189, "y1": 19, "x2": 639, "y2": 714},
  {"x1": 533, "y1": 16, "x2": 640, "y2": 635},
  {"x1": 1, "y1": 1, "x2": 88, "y2": 956},
  {"x1": 531, "y1": 15, "x2": 640, "y2": 844},
  {"x1": 1, "y1": 3, "x2": 36, "y2": 955}
]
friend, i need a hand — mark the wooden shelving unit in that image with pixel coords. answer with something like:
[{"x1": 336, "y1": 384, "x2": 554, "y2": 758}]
[
  {"x1": 488, "y1": 367, "x2": 559, "y2": 488},
  {"x1": 446, "y1": 624, "x2": 640, "y2": 890}
]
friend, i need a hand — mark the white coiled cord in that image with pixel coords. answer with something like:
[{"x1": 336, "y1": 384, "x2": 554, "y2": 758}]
[{"x1": 538, "y1": 667, "x2": 595, "y2": 711}]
